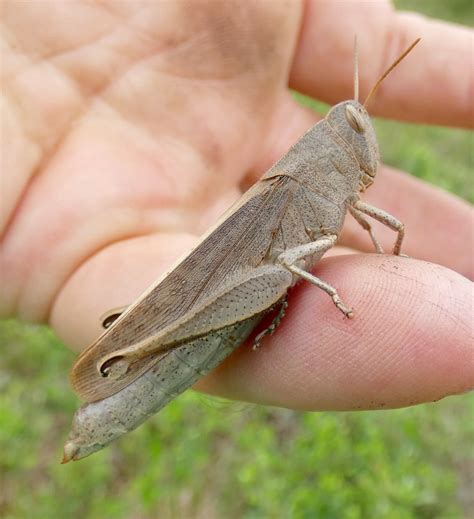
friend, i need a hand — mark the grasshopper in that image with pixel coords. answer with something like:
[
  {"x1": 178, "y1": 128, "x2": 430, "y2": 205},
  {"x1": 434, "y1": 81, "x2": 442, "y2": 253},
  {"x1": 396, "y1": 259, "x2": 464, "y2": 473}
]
[{"x1": 63, "y1": 39, "x2": 420, "y2": 462}]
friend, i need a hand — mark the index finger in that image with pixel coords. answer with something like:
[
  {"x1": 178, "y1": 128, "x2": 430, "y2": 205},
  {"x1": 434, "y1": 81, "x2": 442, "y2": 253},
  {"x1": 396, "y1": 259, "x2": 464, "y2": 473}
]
[
  {"x1": 290, "y1": 1, "x2": 473, "y2": 128},
  {"x1": 195, "y1": 254, "x2": 473, "y2": 410}
]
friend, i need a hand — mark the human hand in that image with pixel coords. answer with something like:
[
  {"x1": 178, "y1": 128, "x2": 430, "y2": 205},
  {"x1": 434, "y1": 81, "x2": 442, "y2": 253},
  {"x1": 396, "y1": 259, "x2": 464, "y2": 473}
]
[{"x1": 1, "y1": 1, "x2": 472, "y2": 410}]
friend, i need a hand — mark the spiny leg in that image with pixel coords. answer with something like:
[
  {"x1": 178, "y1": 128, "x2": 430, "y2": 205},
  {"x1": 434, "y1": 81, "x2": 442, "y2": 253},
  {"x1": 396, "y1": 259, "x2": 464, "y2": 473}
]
[
  {"x1": 349, "y1": 205, "x2": 384, "y2": 253},
  {"x1": 253, "y1": 295, "x2": 289, "y2": 350},
  {"x1": 288, "y1": 265, "x2": 354, "y2": 318},
  {"x1": 277, "y1": 234, "x2": 353, "y2": 318},
  {"x1": 353, "y1": 200, "x2": 405, "y2": 255}
]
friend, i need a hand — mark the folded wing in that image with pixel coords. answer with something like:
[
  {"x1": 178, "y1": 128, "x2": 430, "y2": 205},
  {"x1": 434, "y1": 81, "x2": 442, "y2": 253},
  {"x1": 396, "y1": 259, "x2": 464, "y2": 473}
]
[{"x1": 71, "y1": 175, "x2": 297, "y2": 402}]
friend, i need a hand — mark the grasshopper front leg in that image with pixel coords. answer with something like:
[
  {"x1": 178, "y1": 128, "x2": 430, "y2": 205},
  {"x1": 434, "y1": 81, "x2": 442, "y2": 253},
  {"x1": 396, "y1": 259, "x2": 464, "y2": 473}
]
[
  {"x1": 277, "y1": 234, "x2": 353, "y2": 318},
  {"x1": 352, "y1": 200, "x2": 405, "y2": 255},
  {"x1": 349, "y1": 205, "x2": 385, "y2": 253}
]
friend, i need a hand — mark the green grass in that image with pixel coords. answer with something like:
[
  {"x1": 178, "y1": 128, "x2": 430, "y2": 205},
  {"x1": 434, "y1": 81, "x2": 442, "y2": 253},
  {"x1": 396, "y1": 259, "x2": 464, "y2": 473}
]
[
  {"x1": 395, "y1": 0, "x2": 474, "y2": 25},
  {"x1": 376, "y1": 122, "x2": 473, "y2": 203},
  {"x1": 1, "y1": 322, "x2": 473, "y2": 518},
  {"x1": 2, "y1": 2, "x2": 472, "y2": 518}
]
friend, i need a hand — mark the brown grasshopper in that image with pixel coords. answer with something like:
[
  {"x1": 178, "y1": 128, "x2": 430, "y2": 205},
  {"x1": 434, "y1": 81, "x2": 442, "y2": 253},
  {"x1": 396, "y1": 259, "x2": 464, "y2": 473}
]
[{"x1": 63, "y1": 39, "x2": 420, "y2": 462}]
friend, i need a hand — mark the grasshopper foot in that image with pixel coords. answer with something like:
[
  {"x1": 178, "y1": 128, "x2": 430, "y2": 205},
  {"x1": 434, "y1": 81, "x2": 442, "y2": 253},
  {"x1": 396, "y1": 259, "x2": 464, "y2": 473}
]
[{"x1": 332, "y1": 295, "x2": 354, "y2": 319}]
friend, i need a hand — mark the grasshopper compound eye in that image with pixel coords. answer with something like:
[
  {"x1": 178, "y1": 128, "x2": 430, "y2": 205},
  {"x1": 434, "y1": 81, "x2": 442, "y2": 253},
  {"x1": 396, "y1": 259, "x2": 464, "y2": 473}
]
[{"x1": 345, "y1": 104, "x2": 366, "y2": 134}]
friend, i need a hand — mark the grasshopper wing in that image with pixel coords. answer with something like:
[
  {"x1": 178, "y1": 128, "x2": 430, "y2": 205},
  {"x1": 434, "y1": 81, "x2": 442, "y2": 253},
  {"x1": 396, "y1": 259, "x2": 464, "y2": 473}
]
[{"x1": 71, "y1": 176, "x2": 297, "y2": 402}]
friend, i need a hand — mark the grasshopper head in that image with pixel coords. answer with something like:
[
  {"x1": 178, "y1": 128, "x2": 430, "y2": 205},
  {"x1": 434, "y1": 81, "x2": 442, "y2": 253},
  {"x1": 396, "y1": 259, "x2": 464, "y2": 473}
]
[
  {"x1": 327, "y1": 100, "x2": 379, "y2": 191},
  {"x1": 325, "y1": 37, "x2": 421, "y2": 192}
]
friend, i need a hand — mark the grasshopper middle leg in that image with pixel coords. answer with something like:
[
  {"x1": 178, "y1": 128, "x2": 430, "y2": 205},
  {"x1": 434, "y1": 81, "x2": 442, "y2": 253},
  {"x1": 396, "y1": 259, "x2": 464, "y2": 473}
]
[
  {"x1": 277, "y1": 234, "x2": 353, "y2": 318},
  {"x1": 353, "y1": 200, "x2": 405, "y2": 255},
  {"x1": 349, "y1": 205, "x2": 384, "y2": 253}
]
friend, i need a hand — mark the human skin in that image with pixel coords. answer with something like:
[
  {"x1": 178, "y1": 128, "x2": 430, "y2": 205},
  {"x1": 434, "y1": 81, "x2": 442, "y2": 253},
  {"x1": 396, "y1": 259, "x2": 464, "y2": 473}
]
[{"x1": 1, "y1": 1, "x2": 473, "y2": 411}]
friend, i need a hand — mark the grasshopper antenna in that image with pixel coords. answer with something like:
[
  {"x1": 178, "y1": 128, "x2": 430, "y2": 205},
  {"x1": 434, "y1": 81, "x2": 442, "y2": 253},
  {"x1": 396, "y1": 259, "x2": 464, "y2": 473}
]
[
  {"x1": 364, "y1": 38, "x2": 421, "y2": 109},
  {"x1": 353, "y1": 35, "x2": 359, "y2": 102}
]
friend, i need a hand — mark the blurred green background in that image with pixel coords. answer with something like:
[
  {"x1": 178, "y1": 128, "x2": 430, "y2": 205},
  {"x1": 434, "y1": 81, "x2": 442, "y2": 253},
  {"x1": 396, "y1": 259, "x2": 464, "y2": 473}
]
[{"x1": 1, "y1": 2, "x2": 472, "y2": 518}]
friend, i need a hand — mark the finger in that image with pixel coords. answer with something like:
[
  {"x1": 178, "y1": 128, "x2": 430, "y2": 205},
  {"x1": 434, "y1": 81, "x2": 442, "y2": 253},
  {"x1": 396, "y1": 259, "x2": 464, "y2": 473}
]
[
  {"x1": 290, "y1": 1, "x2": 473, "y2": 127},
  {"x1": 50, "y1": 233, "x2": 197, "y2": 351},
  {"x1": 196, "y1": 254, "x2": 473, "y2": 410}
]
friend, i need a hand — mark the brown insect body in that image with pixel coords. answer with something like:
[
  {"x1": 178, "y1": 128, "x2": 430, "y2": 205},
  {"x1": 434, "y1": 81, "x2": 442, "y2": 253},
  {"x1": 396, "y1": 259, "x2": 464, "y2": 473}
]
[{"x1": 63, "y1": 39, "x2": 420, "y2": 462}]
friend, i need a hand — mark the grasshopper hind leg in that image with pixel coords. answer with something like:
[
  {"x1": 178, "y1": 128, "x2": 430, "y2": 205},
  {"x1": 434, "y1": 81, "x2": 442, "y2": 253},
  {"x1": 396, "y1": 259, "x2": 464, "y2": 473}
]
[{"x1": 252, "y1": 295, "x2": 289, "y2": 350}]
